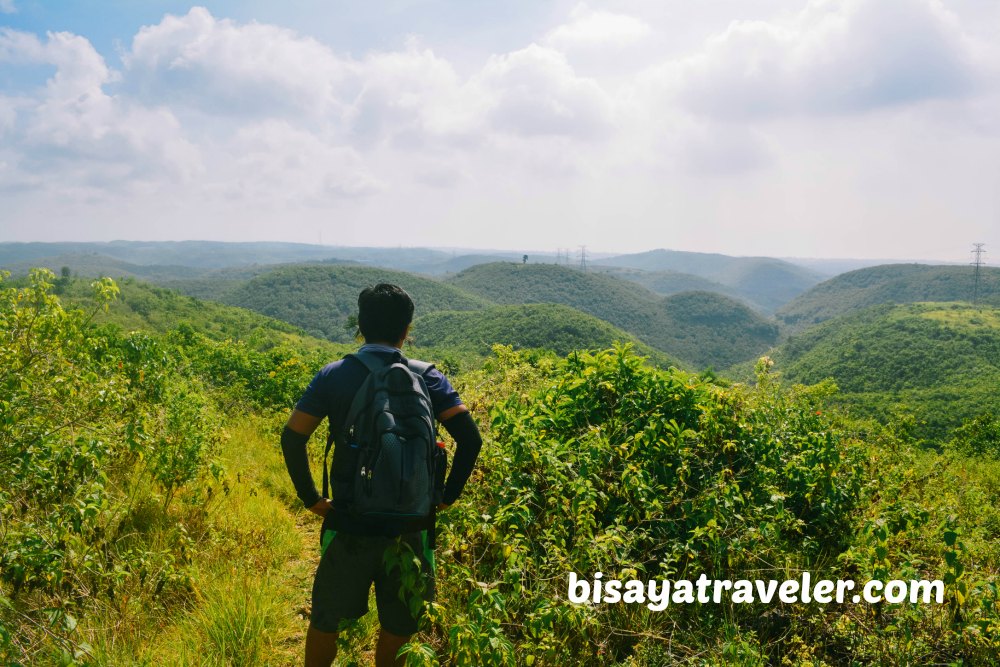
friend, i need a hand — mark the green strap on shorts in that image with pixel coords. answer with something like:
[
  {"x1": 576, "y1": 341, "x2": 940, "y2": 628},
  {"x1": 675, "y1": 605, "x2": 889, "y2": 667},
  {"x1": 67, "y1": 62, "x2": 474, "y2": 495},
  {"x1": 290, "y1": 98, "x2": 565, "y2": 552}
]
[
  {"x1": 321, "y1": 528, "x2": 337, "y2": 556},
  {"x1": 321, "y1": 525, "x2": 435, "y2": 576}
]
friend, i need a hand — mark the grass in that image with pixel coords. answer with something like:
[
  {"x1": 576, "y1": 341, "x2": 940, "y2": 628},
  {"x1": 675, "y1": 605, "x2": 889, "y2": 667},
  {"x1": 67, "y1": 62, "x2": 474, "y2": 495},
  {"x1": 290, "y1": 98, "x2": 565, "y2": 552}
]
[
  {"x1": 83, "y1": 416, "x2": 319, "y2": 666},
  {"x1": 912, "y1": 301, "x2": 1000, "y2": 330}
]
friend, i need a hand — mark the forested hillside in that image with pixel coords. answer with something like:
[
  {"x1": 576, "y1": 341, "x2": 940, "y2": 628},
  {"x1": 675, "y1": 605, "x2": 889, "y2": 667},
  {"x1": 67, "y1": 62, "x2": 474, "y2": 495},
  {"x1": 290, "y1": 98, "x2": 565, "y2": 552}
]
[
  {"x1": 212, "y1": 265, "x2": 490, "y2": 341},
  {"x1": 58, "y1": 277, "x2": 329, "y2": 351},
  {"x1": 772, "y1": 302, "x2": 1000, "y2": 441},
  {"x1": 657, "y1": 291, "x2": 779, "y2": 369},
  {"x1": 600, "y1": 248, "x2": 824, "y2": 312},
  {"x1": 447, "y1": 262, "x2": 662, "y2": 333},
  {"x1": 777, "y1": 264, "x2": 1000, "y2": 331},
  {"x1": 593, "y1": 266, "x2": 747, "y2": 302},
  {"x1": 412, "y1": 303, "x2": 675, "y2": 365},
  {"x1": 5, "y1": 270, "x2": 1000, "y2": 665},
  {"x1": 447, "y1": 263, "x2": 777, "y2": 368}
]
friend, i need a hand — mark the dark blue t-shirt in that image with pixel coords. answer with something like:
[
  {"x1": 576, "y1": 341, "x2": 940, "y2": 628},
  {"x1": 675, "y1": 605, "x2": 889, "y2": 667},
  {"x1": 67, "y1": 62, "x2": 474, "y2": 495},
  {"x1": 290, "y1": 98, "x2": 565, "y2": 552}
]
[
  {"x1": 296, "y1": 351, "x2": 462, "y2": 427},
  {"x1": 295, "y1": 347, "x2": 462, "y2": 535}
]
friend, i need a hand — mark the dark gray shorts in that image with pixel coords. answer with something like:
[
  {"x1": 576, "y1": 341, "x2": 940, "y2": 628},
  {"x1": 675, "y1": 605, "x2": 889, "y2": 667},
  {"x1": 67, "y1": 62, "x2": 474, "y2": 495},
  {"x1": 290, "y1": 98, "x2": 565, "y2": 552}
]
[{"x1": 310, "y1": 525, "x2": 435, "y2": 636}]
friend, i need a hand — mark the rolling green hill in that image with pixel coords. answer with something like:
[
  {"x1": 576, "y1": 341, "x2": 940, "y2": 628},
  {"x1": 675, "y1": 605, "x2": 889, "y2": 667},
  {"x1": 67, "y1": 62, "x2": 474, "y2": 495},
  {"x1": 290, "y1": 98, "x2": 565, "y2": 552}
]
[
  {"x1": 0, "y1": 241, "x2": 494, "y2": 276},
  {"x1": 447, "y1": 261, "x2": 663, "y2": 335},
  {"x1": 777, "y1": 264, "x2": 1000, "y2": 331},
  {"x1": 446, "y1": 263, "x2": 777, "y2": 368},
  {"x1": 600, "y1": 249, "x2": 824, "y2": 312},
  {"x1": 57, "y1": 275, "x2": 343, "y2": 354},
  {"x1": 412, "y1": 303, "x2": 676, "y2": 365},
  {"x1": 774, "y1": 301, "x2": 1000, "y2": 440},
  {"x1": 217, "y1": 265, "x2": 490, "y2": 342},
  {"x1": 657, "y1": 291, "x2": 780, "y2": 369},
  {"x1": 1, "y1": 253, "x2": 210, "y2": 282},
  {"x1": 593, "y1": 266, "x2": 746, "y2": 300}
]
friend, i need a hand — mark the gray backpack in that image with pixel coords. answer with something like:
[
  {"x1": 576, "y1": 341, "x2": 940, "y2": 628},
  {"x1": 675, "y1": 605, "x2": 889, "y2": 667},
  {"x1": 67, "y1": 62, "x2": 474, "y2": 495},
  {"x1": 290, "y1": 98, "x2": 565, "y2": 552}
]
[{"x1": 322, "y1": 351, "x2": 438, "y2": 520}]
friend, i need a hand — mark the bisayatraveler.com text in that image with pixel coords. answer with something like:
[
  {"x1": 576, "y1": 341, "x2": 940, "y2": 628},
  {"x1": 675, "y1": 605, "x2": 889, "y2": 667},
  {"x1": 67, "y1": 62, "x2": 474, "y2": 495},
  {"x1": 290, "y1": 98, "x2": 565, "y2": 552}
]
[{"x1": 567, "y1": 572, "x2": 945, "y2": 610}]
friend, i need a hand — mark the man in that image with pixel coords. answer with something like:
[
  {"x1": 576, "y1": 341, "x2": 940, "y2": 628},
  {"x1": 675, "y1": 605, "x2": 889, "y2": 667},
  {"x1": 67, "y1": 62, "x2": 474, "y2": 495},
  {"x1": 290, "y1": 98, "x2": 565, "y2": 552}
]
[{"x1": 281, "y1": 283, "x2": 483, "y2": 667}]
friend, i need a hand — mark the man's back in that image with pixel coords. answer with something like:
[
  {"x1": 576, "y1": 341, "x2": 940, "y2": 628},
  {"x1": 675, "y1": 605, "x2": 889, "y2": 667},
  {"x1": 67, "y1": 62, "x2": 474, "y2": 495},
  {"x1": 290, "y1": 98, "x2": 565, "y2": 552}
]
[{"x1": 295, "y1": 344, "x2": 462, "y2": 536}]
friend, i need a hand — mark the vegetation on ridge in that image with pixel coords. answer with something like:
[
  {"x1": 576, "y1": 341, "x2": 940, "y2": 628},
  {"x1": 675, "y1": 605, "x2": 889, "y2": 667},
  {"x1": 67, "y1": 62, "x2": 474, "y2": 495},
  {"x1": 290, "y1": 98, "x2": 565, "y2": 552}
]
[{"x1": 777, "y1": 263, "x2": 1000, "y2": 331}]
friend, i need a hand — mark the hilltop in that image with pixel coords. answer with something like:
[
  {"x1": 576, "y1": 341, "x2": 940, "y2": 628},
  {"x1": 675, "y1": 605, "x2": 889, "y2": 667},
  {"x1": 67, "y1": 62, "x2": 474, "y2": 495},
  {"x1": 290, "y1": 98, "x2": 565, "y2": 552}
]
[
  {"x1": 447, "y1": 261, "x2": 662, "y2": 335},
  {"x1": 213, "y1": 264, "x2": 489, "y2": 342},
  {"x1": 657, "y1": 291, "x2": 780, "y2": 369},
  {"x1": 412, "y1": 303, "x2": 676, "y2": 365},
  {"x1": 446, "y1": 262, "x2": 777, "y2": 368},
  {"x1": 774, "y1": 301, "x2": 1000, "y2": 439},
  {"x1": 777, "y1": 264, "x2": 1000, "y2": 331},
  {"x1": 56, "y1": 275, "x2": 343, "y2": 355},
  {"x1": 599, "y1": 248, "x2": 824, "y2": 312}
]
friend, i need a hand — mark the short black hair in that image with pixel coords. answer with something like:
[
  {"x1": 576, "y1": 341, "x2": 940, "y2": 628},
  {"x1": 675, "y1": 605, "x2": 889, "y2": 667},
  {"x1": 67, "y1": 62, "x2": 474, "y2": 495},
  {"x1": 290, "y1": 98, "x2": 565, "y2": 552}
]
[{"x1": 357, "y1": 283, "x2": 414, "y2": 343}]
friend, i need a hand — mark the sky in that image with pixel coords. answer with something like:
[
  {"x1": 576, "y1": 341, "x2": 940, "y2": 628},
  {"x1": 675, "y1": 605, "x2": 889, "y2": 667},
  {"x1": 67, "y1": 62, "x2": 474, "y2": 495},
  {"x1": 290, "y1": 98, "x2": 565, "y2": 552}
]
[{"x1": 0, "y1": 0, "x2": 998, "y2": 262}]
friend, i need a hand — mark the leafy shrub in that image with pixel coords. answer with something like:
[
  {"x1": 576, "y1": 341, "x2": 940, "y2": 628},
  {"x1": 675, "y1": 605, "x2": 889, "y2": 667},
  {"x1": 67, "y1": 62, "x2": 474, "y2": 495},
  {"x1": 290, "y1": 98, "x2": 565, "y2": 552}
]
[
  {"x1": 431, "y1": 345, "x2": 866, "y2": 663},
  {"x1": 950, "y1": 413, "x2": 1000, "y2": 459},
  {"x1": 0, "y1": 271, "x2": 224, "y2": 663}
]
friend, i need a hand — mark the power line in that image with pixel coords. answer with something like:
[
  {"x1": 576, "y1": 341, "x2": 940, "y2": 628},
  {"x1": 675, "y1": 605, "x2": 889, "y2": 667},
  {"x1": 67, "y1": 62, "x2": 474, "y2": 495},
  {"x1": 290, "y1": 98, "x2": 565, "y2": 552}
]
[
  {"x1": 578, "y1": 245, "x2": 588, "y2": 272},
  {"x1": 971, "y1": 243, "x2": 986, "y2": 306}
]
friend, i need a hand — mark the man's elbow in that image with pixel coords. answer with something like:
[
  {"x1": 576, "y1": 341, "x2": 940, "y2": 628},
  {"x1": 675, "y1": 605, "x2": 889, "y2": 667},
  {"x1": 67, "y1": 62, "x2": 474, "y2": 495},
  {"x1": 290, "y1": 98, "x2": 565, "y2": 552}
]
[{"x1": 438, "y1": 404, "x2": 469, "y2": 423}]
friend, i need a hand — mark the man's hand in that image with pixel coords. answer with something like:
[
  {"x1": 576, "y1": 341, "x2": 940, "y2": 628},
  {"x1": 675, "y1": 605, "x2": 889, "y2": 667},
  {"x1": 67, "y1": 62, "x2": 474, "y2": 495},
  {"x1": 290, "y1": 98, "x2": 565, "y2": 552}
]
[{"x1": 309, "y1": 498, "x2": 333, "y2": 517}]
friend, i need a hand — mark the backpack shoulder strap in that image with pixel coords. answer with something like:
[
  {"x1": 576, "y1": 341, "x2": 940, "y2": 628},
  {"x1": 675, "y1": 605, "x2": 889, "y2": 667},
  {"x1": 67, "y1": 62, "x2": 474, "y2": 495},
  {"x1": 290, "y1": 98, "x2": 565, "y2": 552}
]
[
  {"x1": 347, "y1": 350, "x2": 392, "y2": 374},
  {"x1": 321, "y1": 351, "x2": 390, "y2": 499},
  {"x1": 406, "y1": 358, "x2": 435, "y2": 375}
]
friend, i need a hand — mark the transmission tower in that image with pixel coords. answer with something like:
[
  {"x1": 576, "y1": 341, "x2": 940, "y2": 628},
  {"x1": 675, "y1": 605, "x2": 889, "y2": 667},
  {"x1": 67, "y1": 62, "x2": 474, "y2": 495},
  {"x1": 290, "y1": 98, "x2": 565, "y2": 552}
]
[
  {"x1": 971, "y1": 243, "x2": 987, "y2": 305},
  {"x1": 578, "y1": 245, "x2": 588, "y2": 272}
]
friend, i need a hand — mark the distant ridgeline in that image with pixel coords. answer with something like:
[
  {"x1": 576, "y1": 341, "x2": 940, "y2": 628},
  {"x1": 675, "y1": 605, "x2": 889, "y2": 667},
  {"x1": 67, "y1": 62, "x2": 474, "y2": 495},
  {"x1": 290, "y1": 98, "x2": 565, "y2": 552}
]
[
  {"x1": 3, "y1": 243, "x2": 994, "y2": 410},
  {"x1": 1, "y1": 244, "x2": 795, "y2": 370},
  {"x1": 0, "y1": 240, "x2": 826, "y2": 314},
  {"x1": 777, "y1": 264, "x2": 1000, "y2": 332}
]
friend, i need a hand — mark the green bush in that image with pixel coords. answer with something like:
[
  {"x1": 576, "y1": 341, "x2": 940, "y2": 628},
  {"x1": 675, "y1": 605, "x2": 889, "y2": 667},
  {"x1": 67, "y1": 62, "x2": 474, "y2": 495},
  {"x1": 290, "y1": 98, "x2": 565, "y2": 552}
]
[{"x1": 431, "y1": 345, "x2": 866, "y2": 663}]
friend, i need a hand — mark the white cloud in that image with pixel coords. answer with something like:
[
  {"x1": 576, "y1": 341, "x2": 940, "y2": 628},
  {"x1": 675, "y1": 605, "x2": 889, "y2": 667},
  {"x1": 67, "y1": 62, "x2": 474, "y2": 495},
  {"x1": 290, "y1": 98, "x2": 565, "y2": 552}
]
[
  {"x1": 544, "y1": 4, "x2": 651, "y2": 50},
  {"x1": 658, "y1": 0, "x2": 981, "y2": 120},
  {"x1": 124, "y1": 7, "x2": 356, "y2": 121},
  {"x1": 218, "y1": 120, "x2": 383, "y2": 203},
  {"x1": 0, "y1": 0, "x2": 15, "y2": 15},
  {"x1": 1, "y1": 2, "x2": 998, "y2": 259},
  {"x1": 473, "y1": 44, "x2": 614, "y2": 140},
  {"x1": 121, "y1": 9, "x2": 615, "y2": 147},
  {"x1": 347, "y1": 40, "x2": 475, "y2": 149},
  {"x1": 0, "y1": 28, "x2": 200, "y2": 194}
]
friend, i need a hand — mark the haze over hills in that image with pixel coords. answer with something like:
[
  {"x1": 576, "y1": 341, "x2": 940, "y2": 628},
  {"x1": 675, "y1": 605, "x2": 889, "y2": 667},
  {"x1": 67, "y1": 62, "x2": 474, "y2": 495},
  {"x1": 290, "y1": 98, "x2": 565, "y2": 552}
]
[
  {"x1": 0, "y1": 241, "x2": 349, "y2": 269},
  {"x1": 4, "y1": 241, "x2": 964, "y2": 319},
  {"x1": 777, "y1": 264, "x2": 1000, "y2": 332},
  {"x1": 592, "y1": 266, "x2": 748, "y2": 301},
  {"x1": 5, "y1": 241, "x2": 994, "y2": 376},
  {"x1": 0, "y1": 241, "x2": 522, "y2": 276},
  {"x1": 598, "y1": 248, "x2": 826, "y2": 313},
  {"x1": 4, "y1": 253, "x2": 209, "y2": 282}
]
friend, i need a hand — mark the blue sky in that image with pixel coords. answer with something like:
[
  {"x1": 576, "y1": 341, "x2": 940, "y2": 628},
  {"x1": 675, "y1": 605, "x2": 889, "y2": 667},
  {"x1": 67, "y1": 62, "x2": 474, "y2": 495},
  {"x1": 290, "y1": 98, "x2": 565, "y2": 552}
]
[{"x1": 1, "y1": 0, "x2": 998, "y2": 261}]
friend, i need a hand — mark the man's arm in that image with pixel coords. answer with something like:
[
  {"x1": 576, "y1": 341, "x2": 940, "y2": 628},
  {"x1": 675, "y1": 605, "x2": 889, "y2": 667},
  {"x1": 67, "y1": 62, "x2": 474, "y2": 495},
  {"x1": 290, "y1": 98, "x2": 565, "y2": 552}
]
[
  {"x1": 281, "y1": 409, "x2": 330, "y2": 516},
  {"x1": 437, "y1": 405, "x2": 483, "y2": 507}
]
